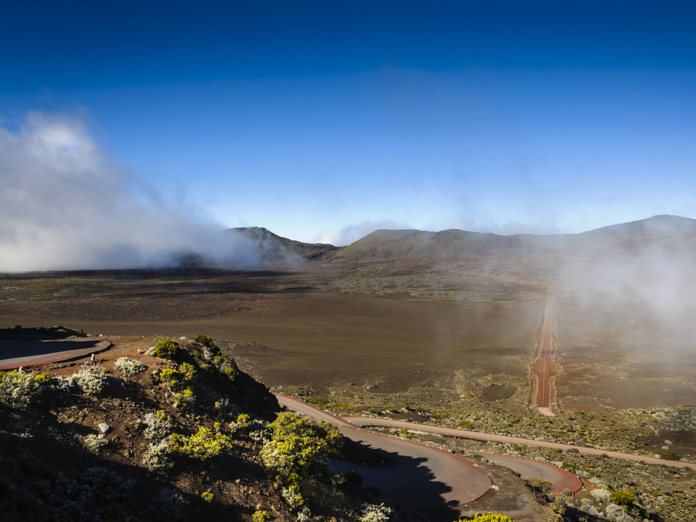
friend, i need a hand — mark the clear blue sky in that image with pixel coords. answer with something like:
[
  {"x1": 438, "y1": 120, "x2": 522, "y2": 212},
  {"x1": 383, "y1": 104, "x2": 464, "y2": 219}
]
[{"x1": 2, "y1": 0, "x2": 696, "y2": 245}]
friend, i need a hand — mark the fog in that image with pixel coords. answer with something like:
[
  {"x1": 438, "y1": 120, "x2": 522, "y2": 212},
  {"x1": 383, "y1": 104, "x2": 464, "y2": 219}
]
[
  {"x1": 553, "y1": 225, "x2": 696, "y2": 360},
  {"x1": 0, "y1": 113, "x2": 298, "y2": 272}
]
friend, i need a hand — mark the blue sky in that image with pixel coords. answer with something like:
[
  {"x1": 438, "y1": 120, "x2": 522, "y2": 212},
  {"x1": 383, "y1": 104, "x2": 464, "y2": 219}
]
[{"x1": 2, "y1": 0, "x2": 696, "y2": 246}]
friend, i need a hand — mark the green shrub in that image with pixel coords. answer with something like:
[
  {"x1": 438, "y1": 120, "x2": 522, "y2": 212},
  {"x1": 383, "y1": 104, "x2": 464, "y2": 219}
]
[
  {"x1": 360, "y1": 503, "x2": 392, "y2": 521},
  {"x1": 34, "y1": 373, "x2": 52, "y2": 385},
  {"x1": 261, "y1": 412, "x2": 342, "y2": 477},
  {"x1": 147, "y1": 339, "x2": 184, "y2": 359},
  {"x1": 0, "y1": 370, "x2": 40, "y2": 405},
  {"x1": 170, "y1": 426, "x2": 232, "y2": 460},
  {"x1": 524, "y1": 477, "x2": 552, "y2": 494},
  {"x1": 610, "y1": 489, "x2": 638, "y2": 506},
  {"x1": 457, "y1": 514, "x2": 515, "y2": 522},
  {"x1": 659, "y1": 449, "x2": 681, "y2": 461},
  {"x1": 194, "y1": 334, "x2": 215, "y2": 348},
  {"x1": 458, "y1": 419, "x2": 474, "y2": 430},
  {"x1": 159, "y1": 362, "x2": 197, "y2": 396},
  {"x1": 561, "y1": 461, "x2": 579, "y2": 473},
  {"x1": 252, "y1": 510, "x2": 270, "y2": 522},
  {"x1": 212, "y1": 355, "x2": 239, "y2": 377}
]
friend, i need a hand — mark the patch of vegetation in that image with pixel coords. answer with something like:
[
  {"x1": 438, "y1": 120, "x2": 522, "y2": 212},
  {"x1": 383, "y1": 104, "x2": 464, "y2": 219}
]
[
  {"x1": 194, "y1": 333, "x2": 215, "y2": 349},
  {"x1": 83, "y1": 433, "x2": 108, "y2": 454},
  {"x1": 659, "y1": 448, "x2": 681, "y2": 461},
  {"x1": 0, "y1": 370, "x2": 40, "y2": 405},
  {"x1": 261, "y1": 412, "x2": 342, "y2": 478},
  {"x1": 147, "y1": 338, "x2": 184, "y2": 359},
  {"x1": 252, "y1": 510, "x2": 270, "y2": 522},
  {"x1": 610, "y1": 489, "x2": 637, "y2": 506},
  {"x1": 359, "y1": 503, "x2": 393, "y2": 521},
  {"x1": 457, "y1": 515, "x2": 514, "y2": 522},
  {"x1": 170, "y1": 425, "x2": 233, "y2": 461},
  {"x1": 114, "y1": 357, "x2": 146, "y2": 375}
]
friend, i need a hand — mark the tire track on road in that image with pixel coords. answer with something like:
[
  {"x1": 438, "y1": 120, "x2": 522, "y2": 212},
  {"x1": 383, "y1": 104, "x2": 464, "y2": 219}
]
[{"x1": 533, "y1": 287, "x2": 557, "y2": 415}]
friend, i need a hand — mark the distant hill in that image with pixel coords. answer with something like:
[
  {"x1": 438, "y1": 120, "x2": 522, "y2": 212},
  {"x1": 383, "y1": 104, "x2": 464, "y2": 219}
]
[
  {"x1": 228, "y1": 227, "x2": 339, "y2": 261},
  {"x1": 324, "y1": 215, "x2": 696, "y2": 264},
  {"x1": 581, "y1": 215, "x2": 696, "y2": 237},
  {"x1": 329, "y1": 229, "x2": 538, "y2": 262}
]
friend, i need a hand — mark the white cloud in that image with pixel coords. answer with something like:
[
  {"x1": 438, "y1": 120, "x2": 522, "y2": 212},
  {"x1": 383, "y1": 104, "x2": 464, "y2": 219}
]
[{"x1": 0, "y1": 112, "x2": 287, "y2": 272}]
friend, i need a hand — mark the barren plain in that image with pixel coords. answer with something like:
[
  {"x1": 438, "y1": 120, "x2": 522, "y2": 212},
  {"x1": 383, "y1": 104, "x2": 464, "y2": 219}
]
[{"x1": 4, "y1": 217, "x2": 696, "y2": 520}]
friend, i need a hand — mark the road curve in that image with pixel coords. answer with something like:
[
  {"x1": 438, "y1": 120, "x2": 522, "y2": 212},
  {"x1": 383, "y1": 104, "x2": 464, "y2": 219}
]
[
  {"x1": 276, "y1": 394, "x2": 492, "y2": 507},
  {"x1": 477, "y1": 453, "x2": 580, "y2": 494},
  {"x1": 0, "y1": 339, "x2": 113, "y2": 370},
  {"x1": 344, "y1": 416, "x2": 696, "y2": 471}
]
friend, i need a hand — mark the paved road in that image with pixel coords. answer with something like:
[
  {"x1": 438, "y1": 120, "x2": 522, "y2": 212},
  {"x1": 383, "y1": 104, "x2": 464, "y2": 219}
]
[
  {"x1": 0, "y1": 339, "x2": 112, "y2": 370},
  {"x1": 276, "y1": 394, "x2": 492, "y2": 508}
]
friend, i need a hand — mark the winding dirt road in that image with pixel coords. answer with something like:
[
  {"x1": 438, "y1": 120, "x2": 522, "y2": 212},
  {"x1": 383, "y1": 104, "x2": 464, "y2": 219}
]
[
  {"x1": 344, "y1": 416, "x2": 696, "y2": 471},
  {"x1": 276, "y1": 394, "x2": 492, "y2": 509},
  {"x1": 533, "y1": 287, "x2": 558, "y2": 415}
]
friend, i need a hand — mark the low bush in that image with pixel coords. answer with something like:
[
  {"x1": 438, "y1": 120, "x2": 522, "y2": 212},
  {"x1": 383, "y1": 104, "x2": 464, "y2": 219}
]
[
  {"x1": 143, "y1": 439, "x2": 174, "y2": 473},
  {"x1": 34, "y1": 373, "x2": 52, "y2": 385},
  {"x1": 610, "y1": 489, "x2": 637, "y2": 506},
  {"x1": 194, "y1": 334, "x2": 215, "y2": 349},
  {"x1": 457, "y1": 514, "x2": 514, "y2": 522},
  {"x1": 71, "y1": 365, "x2": 107, "y2": 396},
  {"x1": 84, "y1": 434, "x2": 108, "y2": 454},
  {"x1": 252, "y1": 510, "x2": 270, "y2": 522},
  {"x1": 360, "y1": 503, "x2": 392, "y2": 522},
  {"x1": 261, "y1": 412, "x2": 343, "y2": 478},
  {"x1": 147, "y1": 339, "x2": 184, "y2": 360},
  {"x1": 0, "y1": 371, "x2": 40, "y2": 405},
  {"x1": 114, "y1": 357, "x2": 146, "y2": 375},
  {"x1": 658, "y1": 449, "x2": 681, "y2": 461},
  {"x1": 170, "y1": 425, "x2": 233, "y2": 461},
  {"x1": 140, "y1": 410, "x2": 173, "y2": 441}
]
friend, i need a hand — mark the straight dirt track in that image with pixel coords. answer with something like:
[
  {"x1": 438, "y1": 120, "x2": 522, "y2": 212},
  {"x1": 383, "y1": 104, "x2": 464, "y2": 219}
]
[{"x1": 533, "y1": 287, "x2": 557, "y2": 414}]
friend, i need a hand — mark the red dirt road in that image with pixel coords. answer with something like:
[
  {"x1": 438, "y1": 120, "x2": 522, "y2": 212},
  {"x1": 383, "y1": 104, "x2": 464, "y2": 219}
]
[
  {"x1": 477, "y1": 453, "x2": 580, "y2": 494},
  {"x1": 343, "y1": 416, "x2": 581, "y2": 494},
  {"x1": 533, "y1": 287, "x2": 557, "y2": 414},
  {"x1": 275, "y1": 394, "x2": 492, "y2": 508},
  {"x1": 346, "y1": 416, "x2": 696, "y2": 471},
  {"x1": 0, "y1": 339, "x2": 112, "y2": 370}
]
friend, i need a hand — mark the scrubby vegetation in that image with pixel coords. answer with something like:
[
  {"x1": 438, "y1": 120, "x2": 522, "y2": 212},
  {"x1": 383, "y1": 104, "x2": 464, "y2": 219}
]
[
  {"x1": 458, "y1": 515, "x2": 514, "y2": 522},
  {"x1": 114, "y1": 357, "x2": 146, "y2": 375},
  {"x1": 146, "y1": 338, "x2": 184, "y2": 359},
  {"x1": 283, "y1": 383, "x2": 696, "y2": 522},
  {"x1": 0, "y1": 333, "x2": 426, "y2": 521}
]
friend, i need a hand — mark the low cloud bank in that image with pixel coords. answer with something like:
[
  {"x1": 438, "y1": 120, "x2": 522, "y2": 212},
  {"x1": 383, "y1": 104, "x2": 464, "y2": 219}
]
[{"x1": 0, "y1": 112, "x2": 292, "y2": 272}]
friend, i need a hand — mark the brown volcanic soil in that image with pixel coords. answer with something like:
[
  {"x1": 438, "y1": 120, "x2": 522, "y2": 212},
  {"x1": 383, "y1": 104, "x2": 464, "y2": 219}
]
[
  {"x1": 3, "y1": 260, "x2": 696, "y2": 415},
  {"x1": 0, "y1": 267, "x2": 543, "y2": 404}
]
